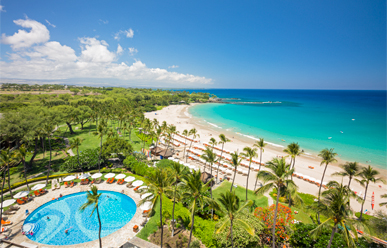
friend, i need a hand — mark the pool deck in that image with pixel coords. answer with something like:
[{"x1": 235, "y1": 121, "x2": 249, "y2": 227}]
[{"x1": 1, "y1": 181, "x2": 146, "y2": 248}]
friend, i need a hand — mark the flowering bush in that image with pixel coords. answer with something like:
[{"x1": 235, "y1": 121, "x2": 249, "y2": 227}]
[{"x1": 254, "y1": 203, "x2": 294, "y2": 245}]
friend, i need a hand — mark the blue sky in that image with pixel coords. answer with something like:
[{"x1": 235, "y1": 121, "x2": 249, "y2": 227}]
[{"x1": 0, "y1": 0, "x2": 385, "y2": 89}]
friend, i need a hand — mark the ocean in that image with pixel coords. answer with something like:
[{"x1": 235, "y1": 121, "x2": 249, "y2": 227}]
[{"x1": 186, "y1": 90, "x2": 386, "y2": 169}]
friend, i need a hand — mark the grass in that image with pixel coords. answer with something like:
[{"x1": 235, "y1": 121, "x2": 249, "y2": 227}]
[
  {"x1": 212, "y1": 181, "x2": 268, "y2": 209},
  {"x1": 156, "y1": 106, "x2": 166, "y2": 110}
]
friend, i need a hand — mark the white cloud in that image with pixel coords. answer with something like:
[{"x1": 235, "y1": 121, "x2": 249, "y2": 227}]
[
  {"x1": 117, "y1": 44, "x2": 124, "y2": 55},
  {"x1": 1, "y1": 18, "x2": 50, "y2": 49},
  {"x1": 0, "y1": 18, "x2": 212, "y2": 86},
  {"x1": 168, "y1": 65, "x2": 179, "y2": 69},
  {"x1": 99, "y1": 19, "x2": 109, "y2": 24},
  {"x1": 114, "y1": 28, "x2": 134, "y2": 40},
  {"x1": 45, "y1": 20, "x2": 56, "y2": 28},
  {"x1": 128, "y1": 47, "x2": 138, "y2": 56},
  {"x1": 0, "y1": 5, "x2": 5, "y2": 12}
]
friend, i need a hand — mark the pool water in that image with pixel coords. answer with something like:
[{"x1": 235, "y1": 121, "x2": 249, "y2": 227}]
[{"x1": 23, "y1": 190, "x2": 137, "y2": 245}]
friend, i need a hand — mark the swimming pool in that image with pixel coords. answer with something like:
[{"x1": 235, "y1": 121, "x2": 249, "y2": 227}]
[{"x1": 23, "y1": 190, "x2": 137, "y2": 246}]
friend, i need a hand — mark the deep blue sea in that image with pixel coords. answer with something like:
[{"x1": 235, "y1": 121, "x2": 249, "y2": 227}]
[{"x1": 185, "y1": 90, "x2": 386, "y2": 169}]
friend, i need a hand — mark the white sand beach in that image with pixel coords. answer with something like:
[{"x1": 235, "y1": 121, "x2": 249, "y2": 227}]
[{"x1": 145, "y1": 103, "x2": 387, "y2": 214}]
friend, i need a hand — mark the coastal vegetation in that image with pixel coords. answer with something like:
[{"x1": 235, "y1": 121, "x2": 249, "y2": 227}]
[{"x1": 0, "y1": 85, "x2": 386, "y2": 248}]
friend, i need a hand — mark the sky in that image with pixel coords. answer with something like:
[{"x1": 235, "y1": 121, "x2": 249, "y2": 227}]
[{"x1": 0, "y1": 0, "x2": 385, "y2": 89}]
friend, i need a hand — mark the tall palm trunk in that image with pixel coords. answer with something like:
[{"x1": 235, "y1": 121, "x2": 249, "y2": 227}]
[
  {"x1": 230, "y1": 219, "x2": 234, "y2": 248},
  {"x1": 272, "y1": 186, "x2": 281, "y2": 248},
  {"x1": 46, "y1": 137, "x2": 52, "y2": 184},
  {"x1": 7, "y1": 163, "x2": 12, "y2": 198},
  {"x1": 230, "y1": 168, "x2": 237, "y2": 192},
  {"x1": 359, "y1": 182, "x2": 369, "y2": 220},
  {"x1": 23, "y1": 159, "x2": 30, "y2": 191},
  {"x1": 98, "y1": 136, "x2": 103, "y2": 172},
  {"x1": 0, "y1": 171, "x2": 6, "y2": 231},
  {"x1": 327, "y1": 226, "x2": 337, "y2": 248},
  {"x1": 77, "y1": 148, "x2": 84, "y2": 173},
  {"x1": 348, "y1": 176, "x2": 352, "y2": 188},
  {"x1": 160, "y1": 196, "x2": 163, "y2": 248},
  {"x1": 217, "y1": 143, "x2": 224, "y2": 184},
  {"x1": 187, "y1": 207, "x2": 195, "y2": 248},
  {"x1": 254, "y1": 149, "x2": 263, "y2": 190},
  {"x1": 317, "y1": 162, "x2": 329, "y2": 224},
  {"x1": 171, "y1": 184, "x2": 177, "y2": 237},
  {"x1": 96, "y1": 205, "x2": 102, "y2": 248},
  {"x1": 246, "y1": 161, "x2": 251, "y2": 201}
]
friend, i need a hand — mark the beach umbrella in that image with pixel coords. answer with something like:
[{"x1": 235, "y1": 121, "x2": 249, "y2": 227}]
[
  {"x1": 371, "y1": 192, "x2": 374, "y2": 210},
  {"x1": 79, "y1": 173, "x2": 91, "y2": 179},
  {"x1": 132, "y1": 180, "x2": 144, "y2": 187},
  {"x1": 115, "y1": 174, "x2": 126, "y2": 179},
  {"x1": 138, "y1": 186, "x2": 147, "y2": 191},
  {"x1": 125, "y1": 176, "x2": 136, "y2": 182},
  {"x1": 141, "y1": 193, "x2": 154, "y2": 200},
  {"x1": 14, "y1": 191, "x2": 29, "y2": 199},
  {"x1": 91, "y1": 173, "x2": 102, "y2": 179},
  {"x1": 31, "y1": 184, "x2": 46, "y2": 191},
  {"x1": 225, "y1": 169, "x2": 233, "y2": 175},
  {"x1": 104, "y1": 173, "x2": 115, "y2": 179},
  {"x1": 1, "y1": 199, "x2": 16, "y2": 208},
  {"x1": 63, "y1": 175, "x2": 76, "y2": 181},
  {"x1": 168, "y1": 157, "x2": 174, "y2": 160},
  {"x1": 140, "y1": 201, "x2": 152, "y2": 210}
]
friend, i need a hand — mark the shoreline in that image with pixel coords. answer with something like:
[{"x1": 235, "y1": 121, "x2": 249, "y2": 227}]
[{"x1": 145, "y1": 103, "x2": 387, "y2": 214}]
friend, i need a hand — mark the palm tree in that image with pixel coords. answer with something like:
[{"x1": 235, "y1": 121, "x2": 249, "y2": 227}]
[
  {"x1": 14, "y1": 145, "x2": 31, "y2": 191},
  {"x1": 93, "y1": 120, "x2": 107, "y2": 172},
  {"x1": 70, "y1": 137, "x2": 84, "y2": 173},
  {"x1": 283, "y1": 142, "x2": 303, "y2": 172},
  {"x1": 169, "y1": 162, "x2": 188, "y2": 237},
  {"x1": 209, "y1": 137, "x2": 217, "y2": 152},
  {"x1": 241, "y1": 146, "x2": 258, "y2": 201},
  {"x1": 332, "y1": 162, "x2": 361, "y2": 188},
  {"x1": 355, "y1": 165, "x2": 386, "y2": 220},
  {"x1": 230, "y1": 152, "x2": 242, "y2": 192},
  {"x1": 0, "y1": 149, "x2": 17, "y2": 198},
  {"x1": 186, "y1": 128, "x2": 200, "y2": 162},
  {"x1": 182, "y1": 129, "x2": 189, "y2": 159},
  {"x1": 79, "y1": 185, "x2": 103, "y2": 248},
  {"x1": 201, "y1": 147, "x2": 218, "y2": 220},
  {"x1": 318, "y1": 148, "x2": 337, "y2": 201},
  {"x1": 310, "y1": 182, "x2": 364, "y2": 248},
  {"x1": 253, "y1": 138, "x2": 267, "y2": 190},
  {"x1": 217, "y1": 134, "x2": 230, "y2": 183},
  {"x1": 255, "y1": 157, "x2": 295, "y2": 248},
  {"x1": 215, "y1": 191, "x2": 254, "y2": 248},
  {"x1": 138, "y1": 168, "x2": 173, "y2": 248},
  {"x1": 180, "y1": 169, "x2": 218, "y2": 248},
  {"x1": 380, "y1": 194, "x2": 387, "y2": 208}
]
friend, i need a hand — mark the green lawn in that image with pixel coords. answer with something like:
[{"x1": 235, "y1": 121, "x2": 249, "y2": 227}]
[{"x1": 212, "y1": 181, "x2": 268, "y2": 209}]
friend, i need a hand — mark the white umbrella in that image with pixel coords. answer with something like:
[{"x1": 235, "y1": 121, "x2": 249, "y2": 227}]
[
  {"x1": 31, "y1": 184, "x2": 46, "y2": 191},
  {"x1": 141, "y1": 193, "x2": 154, "y2": 199},
  {"x1": 79, "y1": 173, "x2": 91, "y2": 179},
  {"x1": 138, "y1": 186, "x2": 147, "y2": 191},
  {"x1": 125, "y1": 176, "x2": 136, "y2": 182},
  {"x1": 168, "y1": 157, "x2": 174, "y2": 160},
  {"x1": 1, "y1": 199, "x2": 16, "y2": 208},
  {"x1": 225, "y1": 169, "x2": 233, "y2": 175},
  {"x1": 14, "y1": 191, "x2": 29, "y2": 199},
  {"x1": 140, "y1": 201, "x2": 152, "y2": 210},
  {"x1": 115, "y1": 174, "x2": 126, "y2": 179},
  {"x1": 91, "y1": 173, "x2": 102, "y2": 179},
  {"x1": 63, "y1": 175, "x2": 76, "y2": 181},
  {"x1": 104, "y1": 173, "x2": 115, "y2": 178},
  {"x1": 132, "y1": 180, "x2": 144, "y2": 187}
]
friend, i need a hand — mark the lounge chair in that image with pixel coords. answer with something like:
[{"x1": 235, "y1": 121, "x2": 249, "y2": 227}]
[
  {"x1": 9, "y1": 205, "x2": 19, "y2": 211},
  {"x1": 108, "y1": 178, "x2": 115, "y2": 184},
  {"x1": 39, "y1": 189, "x2": 47, "y2": 195},
  {"x1": 55, "y1": 183, "x2": 61, "y2": 189},
  {"x1": 140, "y1": 218, "x2": 148, "y2": 226},
  {"x1": 51, "y1": 183, "x2": 56, "y2": 191},
  {"x1": 64, "y1": 182, "x2": 69, "y2": 188},
  {"x1": 96, "y1": 178, "x2": 102, "y2": 184},
  {"x1": 133, "y1": 186, "x2": 140, "y2": 192},
  {"x1": 1, "y1": 219, "x2": 12, "y2": 226},
  {"x1": 85, "y1": 179, "x2": 89, "y2": 184},
  {"x1": 80, "y1": 179, "x2": 85, "y2": 185},
  {"x1": 126, "y1": 182, "x2": 133, "y2": 188},
  {"x1": 118, "y1": 179, "x2": 125, "y2": 185},
  {"x1": 34, "y1": 191, "x2": 41, "y2": 197},
  {"x1": 3, "y1": 210, "x2": 16, "y2": 215},
  {"x1": 90, "y1": 179, "x2": 95, "y2": 184},
  {"x1": 142, "y1": 210, "x2": 150, "y2": 217},
  {"x1": 70, "y1": 181, "x2": 74, "y2": 187}
]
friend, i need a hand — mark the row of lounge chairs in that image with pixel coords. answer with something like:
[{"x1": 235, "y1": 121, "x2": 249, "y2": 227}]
[
  {"x1": 106, "y1": 178, "x2": 115, "y2": 184},
  {"x1": 33, "y1": 189, "x2": 48, "y2": 197},
  {"x1": 2, "y1": 205, "x2": 20, "y2": 216},
  {"x1": 64, "y1": 181, "x2": 75, "y2": 188}
]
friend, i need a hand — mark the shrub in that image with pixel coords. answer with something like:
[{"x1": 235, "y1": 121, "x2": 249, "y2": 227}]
[
  {"x1": 60, "y1": 148, "x2": 101, "y2": 172},
  {"x1": 9, "y1": 167, "x2": 19, "y2": 175},
  {"x1": 101, "y1": 137, "x2": 133, "y2": 160},
  {"x1": 190, "y1": 240, "x2": 200, "y2": 248},
  {"x1": 254, "y1": 203, "x2": 294, "y2": 245},
  {"x1": 213, "y1": 210, "x2": 263, "y2": 248},
  {"x1": 123, "y1": 155, "x2": 154, "y2": 177}
]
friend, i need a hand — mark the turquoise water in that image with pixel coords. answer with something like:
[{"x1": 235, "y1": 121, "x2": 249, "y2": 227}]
[
  {"x1": 23, "y1": 190, "x2": 136, "y2": 245},
  {"x1": 188, "y1": 90, "x2": 386, "y2": 168}
]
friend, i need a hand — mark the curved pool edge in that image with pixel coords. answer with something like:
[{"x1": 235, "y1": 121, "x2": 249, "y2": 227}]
[{"x1": 12, "y1": 184, "x2": 144, "y2": 248}]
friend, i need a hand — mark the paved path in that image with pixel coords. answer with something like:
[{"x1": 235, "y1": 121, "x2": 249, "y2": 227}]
[
  {"x1": 63, "y1": 137, "x2": 74, "y2": 156},
  {"x1": 122, "y1": 237, "x2": 159, "y2": 248}
]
